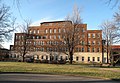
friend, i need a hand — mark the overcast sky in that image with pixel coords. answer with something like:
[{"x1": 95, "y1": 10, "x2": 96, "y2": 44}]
[{"x1": 2, "y1": 0, "x2": 119, "y2": 49}]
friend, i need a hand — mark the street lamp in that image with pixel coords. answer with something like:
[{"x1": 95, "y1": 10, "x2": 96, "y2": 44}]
[{"x1": 102, "y1": 40, "x2": 106, "y2": 64}]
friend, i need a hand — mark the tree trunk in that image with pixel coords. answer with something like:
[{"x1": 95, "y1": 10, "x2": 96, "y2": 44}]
[
  {"x1": 69, "y1": 51, "x2": 73, "y2": 64},
  {"x1": 23, "y1": 55, "x2": 25, "y2": 62}
]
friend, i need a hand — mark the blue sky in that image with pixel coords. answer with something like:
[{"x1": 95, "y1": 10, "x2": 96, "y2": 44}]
[{"x1": 2, "y1": 0, "x2": 119, "y2": 49}]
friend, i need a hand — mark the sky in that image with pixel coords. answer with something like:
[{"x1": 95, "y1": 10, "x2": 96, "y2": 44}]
[{"x1": 1, "y1": 0, "x2": 119, "y2": 49}]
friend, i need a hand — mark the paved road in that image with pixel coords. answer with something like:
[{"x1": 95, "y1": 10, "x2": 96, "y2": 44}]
[{"x1": 0, "y1": 73, "x2": 119, "y2": 83}]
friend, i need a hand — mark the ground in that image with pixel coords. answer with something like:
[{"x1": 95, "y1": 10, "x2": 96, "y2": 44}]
[{"x1": 0, "y1": 73, "x2": 119, "y2": 83}]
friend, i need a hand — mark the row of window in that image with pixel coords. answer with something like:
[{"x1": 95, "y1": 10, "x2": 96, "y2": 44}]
[
  {"x1": 42, "y1": 23, "x2": 66, "y2": 26},
  {"x1": 15, "y1": 35, "x2": 24, "y2": 40},
  {"x1": 75, "y1": 47, "x2": 100, "y2": 52},
  {"x1": 15, "y1": 40, "x2": 101, "y2": 46},
  {"x1": 88, "y1": 33, "x2": 100, "y2": 38},
  {"x1": 29, "y1": 27, "x2": 85, "y2": 35},
  {"x1": 15, "y1": 46, "x2": 101, "y2": 53},
  {"x1": 10, "y1": 54, "x2": 100, "y2": 62},
  {"x1": 76, "y1": 56, "x2": 100, "y2": 62},
  {"x1": 16, "y1": 35, "x2": 62, "y2": 40},
  {"x1": 88, "y1": 41, "x2": 101, "y2": 45},
  {"x1": 16, "y1": 35, "x2": 100, "y2": 41}
]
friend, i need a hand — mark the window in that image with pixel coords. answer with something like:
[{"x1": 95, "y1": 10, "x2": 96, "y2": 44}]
[
  {"x1": 40, "y1": 48, "x2": 44, "y2": 51},
  {"x1": 75, "y1": 48, "x2": 79, "y2": 52},
  {"x1": 29, "y1": 30, "x2": 32, "y2": 34},
  {"x1": 92, "y1": 33, "x2": 95, "y2": 38},
  {"x1": 82, "y1": 28, "x2": 85, "y2": 32},
  {"x1": 97, "y1": 57, "x2": 100, "y2": 61},
  {"x1": 88, "y1": 47, "x2": 90, "y2": 52},
  {"x1": 82, "y1": 57, "x2": 84, "y2": 61},
  {"x1": 54, "y1": 35, "x2": 56, "y2": 39},
  {"x1": 33, "y1": 36, "x2": 35, "y2": 39},
  {"x1": 81, "y1": 47, "x2": 84, "y2": 52},
  {"x1": 65, "y1": 56, "x2": 68, "y2": 60},
  {"x1": 55, "y1": 56, "x2": 58, "y2": 60},
  {"x1": 15, "y1": 42, "x2": 17, "y2": 45},
  {"x1": 49, "y1": 23, "x2": 52, "y2": 26},
  {"x1": 37, "y1": 36, "x2": 39, "y2": 39},
  {"x1": 92, "y1": 41, "x2": 95, "y2": 45},
  {"x1": 41, "y1": 41, "x2": 44, "y2": 45},
  {"x1": 88, "y1": 41, "x2": 90, "y2": 45},
  {"x1": 60, "y1": 56, "x2": 63, "y2": 60},
  {"x1": 93, "y1": 57, "x2": 95, "y2": 62},
  {"x1": 41, "y1": 56, "x2": 44, "y2": 59},
  {"x1": 21, "y1": 42, "x2": 23, "y2": 45},
  {"x1": 78, "y1": 48, "x2": 81, "y2": 52},
  {"x1": 49, "y1": 35, "x2": 52, "y2": 39},
  {"x1": 58, "y1": 28, "x2": 61, "y2": 33},
  {"x1": 34, "y1": 42, "x2": 36, "y2": 45},
  {"x1": 46, "y1": 56, "x2": 48, "y2": 60},
  {"x1": 54, "y1": 48, "x2": 57, "y2": 52},
  {"x1": 97, "y1": 48, "x2": 100, "y2": 52},
  {"x1": 50, "y1": 29, "x2": 52, "y2": 33},
  {"x1": 88, "y1": 33, "x2": 90, "y2": 38},
  {"x1": 43, "y1": 36, "x2": 46, "y2": 39},
  {"x1": 36, "y1": 55, "x2": 39, "y2": 59},
  {"x1": 63, "y1": 29, "x2": 66, "y2": 33},
  {"x1": 22, "y1": 36, "x2": 24, "y2": 39},
  {"x1": 81, "y1": 41, "x2": 84, "y2": 45},
  {"x1": 37, "y1": 30, "x2": 39, "y2": 34},
  {"x1": 82, "y1": 34, "x2": 85, "y2": 38},
  {"x1": 97, "y1": 33, "x2": 100, "y2": 38},
  {"x1": 19, "y1": 36, "x2": 21, "y2": 39},
  {"x1": 54, "y1": 29, "x2": 56, "y2": 33},
  {"x1": 58, "y1": 35, "x2": 60, "y2": 39},
  {"x1": 47, "y1": 48, "x2": 49, "y2": 51},
  {"x1": 33, "y1": 30, "x2": 36, "y2": 34},
  {"x1": 92, "y1": 48, "x2": 95, "y2": 52},
  {"x1": 16, "y1": 35, "x2": 18, "y2": 39},
  {"x1": 76, "y1": 56, "x2": 79, "y2": 61},
  {"x1": 97, "y1": 41, "x2": 100, "y2": 45},
  {"x1": 44, "y1": 23, "x2": 49, "y2": 26},
  {"x1": 88, "y1": 57, "x2": 90, "y2": 61},
  {"x1": 45, "y1": 29, "x2": 48, "y2": 33}
]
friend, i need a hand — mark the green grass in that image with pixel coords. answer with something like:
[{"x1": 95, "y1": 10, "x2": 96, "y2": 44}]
[{"x1": 0, "y1": 62, "x2": 120, "y2": 80}]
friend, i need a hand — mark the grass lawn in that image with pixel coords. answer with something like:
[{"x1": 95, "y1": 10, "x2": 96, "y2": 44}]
[{"x1": 0, "y1": 62, "x2": 120, "y2": 80}]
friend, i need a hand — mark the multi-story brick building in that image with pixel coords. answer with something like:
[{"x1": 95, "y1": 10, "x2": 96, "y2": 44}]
[{"x1": 10, "y1": 21, "x2": 108, "y2": 63}]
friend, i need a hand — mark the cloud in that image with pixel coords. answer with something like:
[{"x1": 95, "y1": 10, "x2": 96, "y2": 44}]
[{"x1": 30, "y1": 17, "x2": 64, "y2": 26}]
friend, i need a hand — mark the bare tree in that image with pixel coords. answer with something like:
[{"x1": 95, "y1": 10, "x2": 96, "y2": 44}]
[
  {"x1": 60, "y1": 5, "x2": 83, "y2": 64},
  {"x1": 0, "y1": 2, "x2": 16, "y2": 45},
  {"x1": 100, "y1": 20, "x2": 119, "y2": 64},
  {"x1": 105, "y1": 0, "x2": 119, "y2": 7},
  {"x1": 16, "y1": 20, "x2": 31, "y2": 62}
]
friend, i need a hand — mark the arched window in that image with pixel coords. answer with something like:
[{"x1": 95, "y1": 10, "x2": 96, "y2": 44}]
[
  {"x1": 58, "y1": 28, "x2": 61, "y2": 33},
  {"x1": 45, "y1": 29, "x2": 48, "y2": 33},
  {"x1": 41, "y1": 56, "x2": 44, "y2": 59},
  {"x1": 50, "y1": 29, "x2": 52, "y2": 33},
  {"x1": 60, "y1": 56, "x2": 63, "y2": 60},
  {"x1": 29, "y1": 30, "x2": 32, "y2": 34},
  {"x1": 54, "y1": 29, "x2": 56, "y2": 33},
  {"x1": 46, "y1": 56, "x2": 48, "y2": 60}
]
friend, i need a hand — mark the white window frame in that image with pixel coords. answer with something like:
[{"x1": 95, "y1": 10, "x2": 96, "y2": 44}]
[
  {"x1": 50, "y1": 29, "x2": 52, "y2": 33},
  {"x1": 54, "y1": 29, "x2": 56, "y2": 33}
]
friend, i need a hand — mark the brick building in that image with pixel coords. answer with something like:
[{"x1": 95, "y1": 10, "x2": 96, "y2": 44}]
[
  {"x1": 0, "y1": 48, "x2": 9, "y2": 61},
  {"x1": 10, "y1": 21, "x2": 108, "y2": 63}
]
